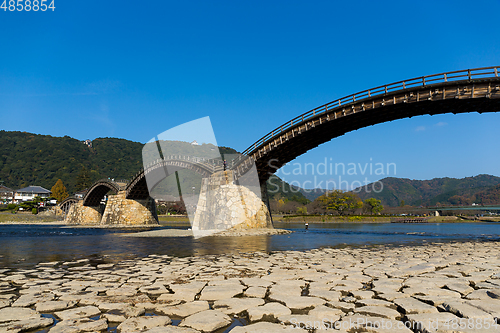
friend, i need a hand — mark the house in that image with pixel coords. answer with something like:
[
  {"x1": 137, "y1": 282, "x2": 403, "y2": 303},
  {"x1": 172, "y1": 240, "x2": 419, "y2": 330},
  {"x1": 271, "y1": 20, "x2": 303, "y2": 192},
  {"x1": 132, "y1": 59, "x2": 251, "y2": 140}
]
[
  {"x1": 74, "y1": 189, "x2": 88, "y2": 199},
  {"x1": 0, "y1": 186, "x2": 14, "y2": 204},
  {"x1": 14, "y1": 186, "x2": 52, "y2": 203},
  {"x1": 191, "y1": 140, "x2": 199, "y2": 146},
  {"x1": 83, "y1": 139, "x2": 92, "y2": 148}
]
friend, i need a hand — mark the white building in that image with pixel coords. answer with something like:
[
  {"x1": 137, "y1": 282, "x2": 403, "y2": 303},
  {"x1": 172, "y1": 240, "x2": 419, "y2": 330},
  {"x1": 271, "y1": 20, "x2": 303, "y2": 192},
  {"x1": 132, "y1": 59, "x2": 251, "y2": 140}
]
[
  {"x1": 0, "y1": 186, "x2": 14, "y2": 204},
  {"x1": 74, "y1": 189, "x2": 88, "y2": 199},
  {"x1": 83, "y1": 139, "x2": 92, "y2": 148},
  {"x1": 14, "y1": 186, "x2": 51, "y2": 203}
]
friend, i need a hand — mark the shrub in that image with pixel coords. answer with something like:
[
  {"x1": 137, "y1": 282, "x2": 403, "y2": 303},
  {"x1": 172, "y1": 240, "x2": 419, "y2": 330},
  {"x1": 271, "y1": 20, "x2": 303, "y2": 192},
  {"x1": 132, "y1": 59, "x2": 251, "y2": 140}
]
[
  {"x1": 7, "y1": 204, "x2": 17, "y2": 210},
  {"x1": 32, "y1": 208, "x2": 38, "y2": 215}
]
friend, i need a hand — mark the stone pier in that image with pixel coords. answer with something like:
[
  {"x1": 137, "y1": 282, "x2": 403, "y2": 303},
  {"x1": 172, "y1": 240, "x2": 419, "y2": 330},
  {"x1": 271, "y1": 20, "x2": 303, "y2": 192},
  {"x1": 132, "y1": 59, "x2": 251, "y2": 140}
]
[
  {"x1": 65, "y1": 202, "x2": 102, "y2": 225},
  {"x1": 65, "y1": 191, "x2": 158, "y2": 226},
  {"x1": 101, "y1": 191, "x2": 158, "y2": 225},
  {"x1": 192, "y1": 171, "x2": 273, "y2": 235}
]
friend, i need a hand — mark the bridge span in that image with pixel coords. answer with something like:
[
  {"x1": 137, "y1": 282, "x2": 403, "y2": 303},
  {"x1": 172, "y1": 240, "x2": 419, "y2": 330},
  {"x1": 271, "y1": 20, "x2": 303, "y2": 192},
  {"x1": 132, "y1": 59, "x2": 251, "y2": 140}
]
[
  {"x1": 61, "y1": 66, "x2": 500, "y2": 224},
  {"x1": 231, "y1": 66, "x2": 500, "y2": 181}
]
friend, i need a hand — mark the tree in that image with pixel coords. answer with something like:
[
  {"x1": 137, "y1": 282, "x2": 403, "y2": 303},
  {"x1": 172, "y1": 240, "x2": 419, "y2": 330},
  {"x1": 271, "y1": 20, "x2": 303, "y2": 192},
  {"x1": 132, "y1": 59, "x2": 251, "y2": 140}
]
[
  {"x1": 282, "y1": 200, "x2": 300, "y2": 214},
  {"x1": 270, "y1": 195, "x2": 286, "y2": 214},
  {"x1": 306, "y1": 199, "x2": 327, "y2": 215},
  {"x1": 296, "y1": 206, "x2": 307, "y2": 215},
  {"x1": 75, "y1": 166, "x2": 92, "y2": 192},
  {"x1": 400, "y1": 200, "x2": 405, "y2": 207},
  {"x1": 364, "y1": 198, "x2": 384, "y2": 214},
  {"x1": 318, "y1": 190, "x2": 362, "y2": 216},
  {"x1": 51, "y1": 179, "x2": 69, "y2": 203}
]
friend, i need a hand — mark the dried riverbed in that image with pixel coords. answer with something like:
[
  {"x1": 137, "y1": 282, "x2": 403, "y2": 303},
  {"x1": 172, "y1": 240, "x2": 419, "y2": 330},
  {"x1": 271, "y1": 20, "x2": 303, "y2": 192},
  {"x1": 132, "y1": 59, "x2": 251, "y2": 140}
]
[{"x1": 2, "y1": 241, "x2": 500, "y2": 332}]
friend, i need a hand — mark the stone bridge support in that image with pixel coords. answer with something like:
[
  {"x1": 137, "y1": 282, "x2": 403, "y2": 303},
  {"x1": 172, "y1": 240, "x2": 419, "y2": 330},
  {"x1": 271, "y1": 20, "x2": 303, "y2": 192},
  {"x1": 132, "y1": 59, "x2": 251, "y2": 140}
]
[
  {"x1": 192, "y1": 171, "x2": 273, "y2": 235},
  {"x1": 65, "y1": 201, "x2": 102, "y2": 225},
  {"x1": 65, "y1": 191, "x2": 158, "y2": 225},
  {"x1": 101, "y1": 191, "x2": 158, "y2": 225}
]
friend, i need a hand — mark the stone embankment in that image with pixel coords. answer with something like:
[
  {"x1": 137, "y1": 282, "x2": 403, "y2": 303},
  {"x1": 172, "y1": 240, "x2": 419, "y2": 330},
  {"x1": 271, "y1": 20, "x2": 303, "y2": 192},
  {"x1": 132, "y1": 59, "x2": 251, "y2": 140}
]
[{"x1": 2, "y1": 241, "x2": 500, "y2": 332}]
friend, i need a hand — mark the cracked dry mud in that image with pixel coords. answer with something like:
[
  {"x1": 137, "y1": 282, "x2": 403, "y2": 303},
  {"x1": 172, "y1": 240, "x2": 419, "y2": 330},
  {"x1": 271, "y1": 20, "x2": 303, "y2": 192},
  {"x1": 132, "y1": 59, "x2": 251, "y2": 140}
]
[{"x1": 1, "y1": 241, "x2": 500, "y2": 332}]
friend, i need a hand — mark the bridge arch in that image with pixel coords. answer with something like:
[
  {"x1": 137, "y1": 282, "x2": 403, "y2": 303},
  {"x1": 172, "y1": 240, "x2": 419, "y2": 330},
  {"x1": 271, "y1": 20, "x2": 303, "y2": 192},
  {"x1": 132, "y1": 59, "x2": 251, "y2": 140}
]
[
  {"x1": 126, "y1": 157, "x2": 219, "y2": 200},
  {"x1": 82, "y1": 179, "x2": 122, "y2": 206},
  {"x1": 232, "y1": 66, "x2": 500, "y2": 181},
  {"x1": 59, "y1": 196, "x2": 80, "y2": 214}
]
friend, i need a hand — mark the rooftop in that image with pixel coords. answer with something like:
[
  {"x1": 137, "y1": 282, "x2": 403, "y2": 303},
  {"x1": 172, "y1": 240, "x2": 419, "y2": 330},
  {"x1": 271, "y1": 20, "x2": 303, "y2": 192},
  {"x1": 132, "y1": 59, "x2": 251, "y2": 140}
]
[
  {"x1": 0, "y1": 186, "x2": 13, "y2": 193},
  {"x1": 16, "y1": 186, "x2": 51, "y2": 194}
]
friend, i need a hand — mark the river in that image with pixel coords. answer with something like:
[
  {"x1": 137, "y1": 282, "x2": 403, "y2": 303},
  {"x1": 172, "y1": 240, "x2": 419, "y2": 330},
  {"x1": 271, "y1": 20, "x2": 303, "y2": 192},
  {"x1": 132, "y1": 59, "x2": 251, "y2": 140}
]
[{"x1": 1, "y1": 222, "x2": 499, "y2": 269}]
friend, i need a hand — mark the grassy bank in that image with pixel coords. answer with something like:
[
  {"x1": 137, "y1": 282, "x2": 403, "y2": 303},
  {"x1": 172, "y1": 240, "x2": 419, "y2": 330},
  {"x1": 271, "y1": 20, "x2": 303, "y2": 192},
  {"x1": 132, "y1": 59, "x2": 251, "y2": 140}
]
[
  {"x1": 272, "y1": 214, "x2": 498, "y2": 223},
  {"x1": 273, "y1": 214, "x2": 392, "y2": 223},
  {"x1": 158, "y1": 215, "x2": 191, "y2": 227},
  {"x1": 0, "y1": 212, "x2": 63, "y2": 223}
]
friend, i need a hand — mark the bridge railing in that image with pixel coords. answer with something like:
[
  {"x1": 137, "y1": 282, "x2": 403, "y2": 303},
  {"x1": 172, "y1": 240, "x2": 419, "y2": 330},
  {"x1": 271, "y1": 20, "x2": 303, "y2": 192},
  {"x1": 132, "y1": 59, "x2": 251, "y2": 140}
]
[
  {"x1": 239, "y1": 66, "x2": 500, "y2": 157},
  {"x1": 131, "y1": 155, "x2": 225, "y2": 185},
  {"x1": 90, "y1": 178, "x2": 126, "y2": 191},
  {"x1": 142, "y1": 155, "x2": 224, "y2": 169}
]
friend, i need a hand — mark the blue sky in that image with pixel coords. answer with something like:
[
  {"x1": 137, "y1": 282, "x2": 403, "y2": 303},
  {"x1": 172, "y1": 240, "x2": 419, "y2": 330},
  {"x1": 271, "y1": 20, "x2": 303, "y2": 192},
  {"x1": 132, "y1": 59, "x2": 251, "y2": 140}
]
[{"x1": 1, "y1": 0, "x2": 499, "y2": 189}]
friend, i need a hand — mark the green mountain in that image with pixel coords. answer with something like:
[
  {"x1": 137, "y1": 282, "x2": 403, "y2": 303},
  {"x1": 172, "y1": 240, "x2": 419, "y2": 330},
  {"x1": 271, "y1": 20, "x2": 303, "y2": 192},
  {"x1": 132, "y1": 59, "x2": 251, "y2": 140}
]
[
  {"x1": 355, "y1": 175, "x2": 500, "y2": 207},
  {"x1": 0, "y1": 131, "x2": 308, "y2": 203},
  {"x1": 0, "y1": 131, "x2": 146, "y2": 193},
  {"x1": 3, "y1": 131, "x2": 498, "y2": 207},
  {"x1": 297, "y1": 188, "x2": 328, "y2": 202},
  {"x1": 266, "y1": 175, "x2": 310, "y2": 204}
]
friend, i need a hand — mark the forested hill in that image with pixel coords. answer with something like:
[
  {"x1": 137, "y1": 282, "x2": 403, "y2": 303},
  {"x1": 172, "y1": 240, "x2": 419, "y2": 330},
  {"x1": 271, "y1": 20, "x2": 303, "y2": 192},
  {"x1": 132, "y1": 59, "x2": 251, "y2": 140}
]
[
  {"x1": 355, "y1": 175, "x2": 500, "y2": 207},
  {"x1": 5, "y1": 130, "x2": 496, "y2": 207},
  {"x1": 0, "y1": 131, "x2": 239, "y2": 193},
  {"x1": 0, "y1": 131, "x2": 308, "y2": 203}
]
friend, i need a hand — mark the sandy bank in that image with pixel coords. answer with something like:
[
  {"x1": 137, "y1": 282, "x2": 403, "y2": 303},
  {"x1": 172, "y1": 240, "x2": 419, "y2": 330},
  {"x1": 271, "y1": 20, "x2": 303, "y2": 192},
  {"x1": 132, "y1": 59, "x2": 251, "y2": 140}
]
[
  {"x1": 0, "y1": 221, "x2": 67, "y2": 225},
  {"x1": 122, "y1": 228, "x2": 292, "y2": 238}
]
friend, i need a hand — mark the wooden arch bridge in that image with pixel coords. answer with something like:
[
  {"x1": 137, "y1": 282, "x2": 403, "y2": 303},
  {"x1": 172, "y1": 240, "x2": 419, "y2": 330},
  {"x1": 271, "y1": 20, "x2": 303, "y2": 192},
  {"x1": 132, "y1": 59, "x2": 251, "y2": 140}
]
[
  {"x1": 231, "y1": 66, "x2": 500, "y2": 181},
  {"x1": 61, "y1": 66, "x2": 500, "y2": 215},
  {"x1": 60, "y1": 155, "x2": 224, "y2": 213}
]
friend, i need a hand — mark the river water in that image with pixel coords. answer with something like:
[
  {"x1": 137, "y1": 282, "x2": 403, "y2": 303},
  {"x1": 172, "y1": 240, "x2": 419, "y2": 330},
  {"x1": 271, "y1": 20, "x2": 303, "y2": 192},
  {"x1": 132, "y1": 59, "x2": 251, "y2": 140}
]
[{"x1": 1, "y1": 222, "x2": 499, "y2": 269}]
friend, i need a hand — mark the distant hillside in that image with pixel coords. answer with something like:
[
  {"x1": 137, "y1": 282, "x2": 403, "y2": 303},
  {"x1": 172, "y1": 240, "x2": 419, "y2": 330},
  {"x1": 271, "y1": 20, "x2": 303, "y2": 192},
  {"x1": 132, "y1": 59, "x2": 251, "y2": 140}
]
[
  {"x1": 297, "y1": 187, "x2": 328, "y2": 201},
  {"x1": 0, "y1": 130, "x2": 247, "y2": 193},
  {"x1": 266, "y1": 175, "x2": 310, "y2": 204},
  {"x1": 355, "y1": 175, "x2": 500, "y2": 207},
  {"x1": 0, "y1": 131, "x2": 143, "y2": 193},
  {"x1": 0, "y1": 131, "x2": 307, "y2": 203}
]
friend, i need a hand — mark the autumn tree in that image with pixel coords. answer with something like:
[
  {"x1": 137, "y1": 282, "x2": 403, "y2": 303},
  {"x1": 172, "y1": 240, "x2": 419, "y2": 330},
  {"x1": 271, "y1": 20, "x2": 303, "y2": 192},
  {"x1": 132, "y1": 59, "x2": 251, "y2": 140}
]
[
  {"x1": 296, "y1": 206, "x2": 308, "y2": 215},
  {"x1": 319, "y1": 190, "x2": 362, "y2": 216},
  {"x1": 306, "y1": 199, "x2": 327, "y2": 215},
  {"x1": 282, "y1": 200, "x2": 301, "y2": 214},
  {"x1": 363, "y1": 198, "x2": 384, "y2": 214},
  {"x1": 270, "y1": 195, "x2": 286, "y2": 214},
  {"x1": 51, "y1": 179, "x2": 69, "y2": 203},
  {"x1": 75, "y1": 166, "x2": 92, "y2": 192}
]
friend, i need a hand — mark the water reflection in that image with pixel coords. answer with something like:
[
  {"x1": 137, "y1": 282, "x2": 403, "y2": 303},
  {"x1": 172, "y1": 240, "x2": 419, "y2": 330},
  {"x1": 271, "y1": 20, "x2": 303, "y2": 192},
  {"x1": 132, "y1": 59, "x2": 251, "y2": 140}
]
[
  {"x1": 192, "y1": 235, "x2": 270, "y2": 256},
  {"x1": 0, "y1": 222, "x2": 499, "y2": 269}
]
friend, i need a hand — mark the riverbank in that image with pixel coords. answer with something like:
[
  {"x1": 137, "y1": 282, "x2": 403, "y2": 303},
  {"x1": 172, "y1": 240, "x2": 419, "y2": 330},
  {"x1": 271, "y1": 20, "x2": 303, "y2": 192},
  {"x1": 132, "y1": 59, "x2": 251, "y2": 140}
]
[
  {"x1": 2, "y1": 212, "x2": 495, "y2": 226},
  {"x1": 0, "y1": 212, "x2": 64, "y2": 224},
  {"x1": 1, "y1": 241, "x2": 500, "y2": 332},
  {"x1": 273, "y1": 215, "x2": 498, "y2": 223},
  {"x1": 122, "y1": 228, "x2": 292, "y2": 238}
]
